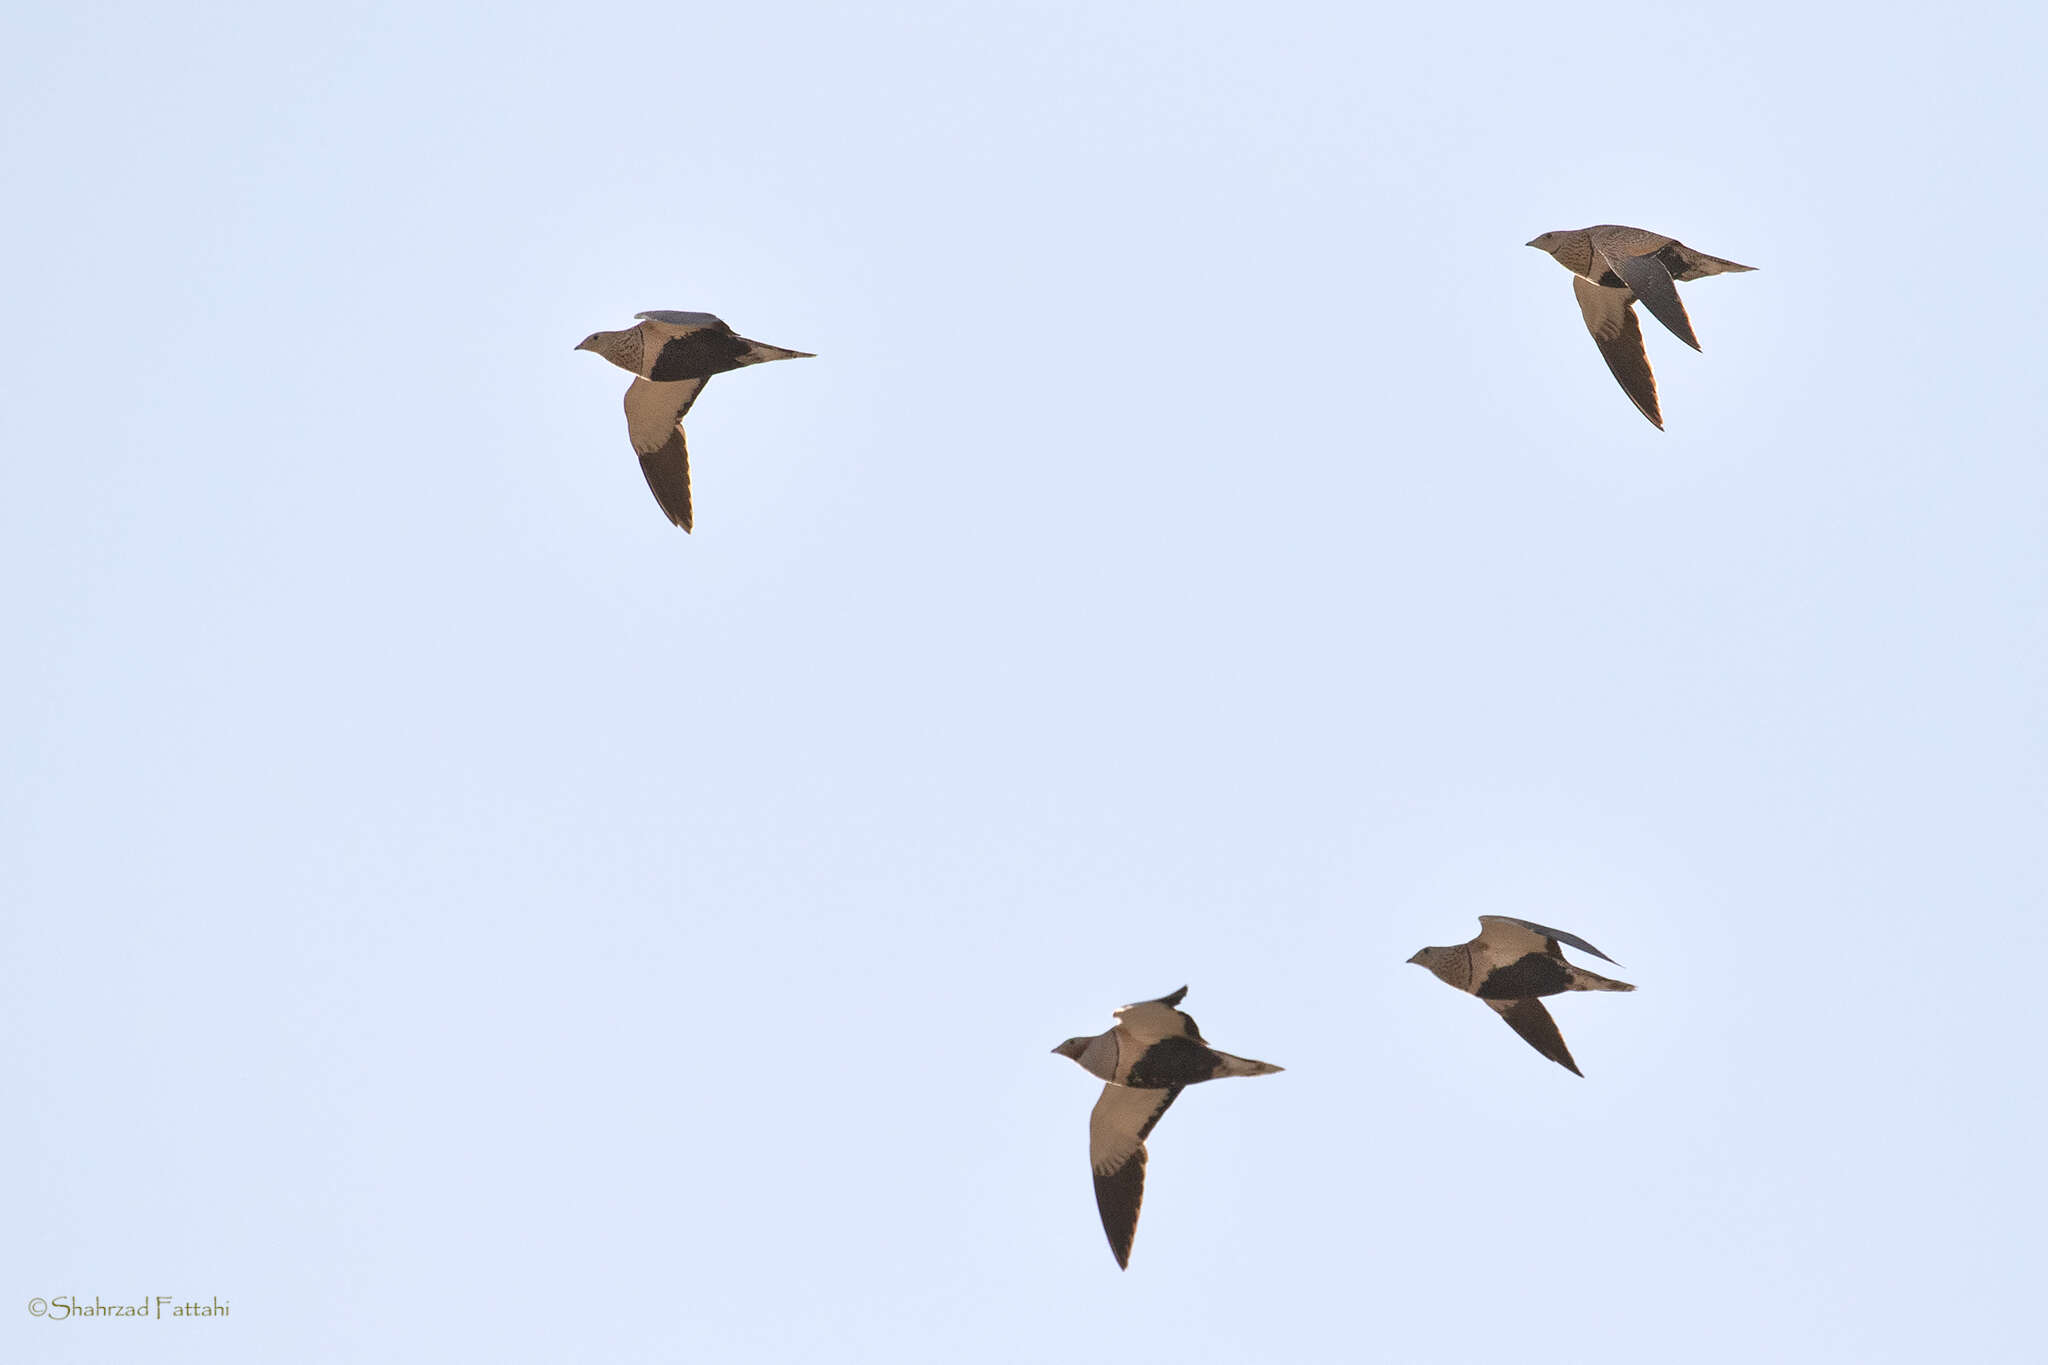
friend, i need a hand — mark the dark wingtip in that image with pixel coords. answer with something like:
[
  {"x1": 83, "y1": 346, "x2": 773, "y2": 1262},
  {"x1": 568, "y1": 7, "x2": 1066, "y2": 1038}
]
[{"x1": 1160, "y1": 985, "x2": 1189, "y2": 1007}]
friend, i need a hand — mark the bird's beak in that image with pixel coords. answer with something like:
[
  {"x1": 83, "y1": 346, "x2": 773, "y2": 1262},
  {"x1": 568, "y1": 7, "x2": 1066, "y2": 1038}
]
[
  {"x1": 1405, "y1": 950, "x2": 1426, "y2": 965},
  {"x1": 1524, "y1": 237, "x2": 1543, "y2": 249}
]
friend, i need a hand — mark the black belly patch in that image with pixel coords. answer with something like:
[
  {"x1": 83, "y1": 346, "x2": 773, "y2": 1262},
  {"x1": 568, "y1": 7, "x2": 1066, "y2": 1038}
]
[
  {"x1": 650, "y1": 329, "x2": 750, "y2": 382},
  {"x1": 1477, "y1": 953, "x2": 1573, "y2": 999},
  {"x1": 1126, "y1": 1036, "x2": 1221, "y2": 1088}
]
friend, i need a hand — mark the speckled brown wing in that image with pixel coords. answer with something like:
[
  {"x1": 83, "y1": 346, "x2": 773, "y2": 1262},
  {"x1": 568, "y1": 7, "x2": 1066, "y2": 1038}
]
[
  {"x1": 1586, "y1": 224, "x2": 1675, "y2": 259},
  {"x1": 1571, "y1": 275, "x2": 1661, "y2": 429}
]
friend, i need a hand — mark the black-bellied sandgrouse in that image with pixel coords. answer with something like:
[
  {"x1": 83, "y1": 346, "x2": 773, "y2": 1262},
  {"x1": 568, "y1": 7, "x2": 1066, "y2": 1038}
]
[
  {"x1": 1408, "y1": 916, "x2": 1634, "y2": 1076},
  {"x1": 574, "y1": 311, "x2": 812, "y2": 530},
  {"x1": 1051, "y1": 987, "x2": 1282, "y2": 1269},
  {"x1": 1526, "y1": 226, "x2": 1753, "y2": 429}
]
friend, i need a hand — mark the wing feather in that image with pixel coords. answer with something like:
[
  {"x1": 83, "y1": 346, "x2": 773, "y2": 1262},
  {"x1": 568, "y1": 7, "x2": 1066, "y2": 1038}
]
[
  {"x1": 634, "y1": 310, "x2": 728, "y2": 331},
  {"x1": 1111, "y1": 987, "x2": 1197, "y2": 1044},
  {"x1": 1478, "y1": 915, "x2": 1621, "y2": 965},
  {"x1": 1087, "y1": 1084, "x2": 1181, "y2": 1269},
  {"x1": 622, "y1": 377, "x2": 708, "y2": 531},
  {"x1": 1487, "y1": 997, "x2": 1582, "y2": 1076},
  {"x1": 1604, "y1": 247, "x2": 1700, "y2": 350},
  {"x1": 1570, "y1": 276, "x2": 1661, "y2": 429}
]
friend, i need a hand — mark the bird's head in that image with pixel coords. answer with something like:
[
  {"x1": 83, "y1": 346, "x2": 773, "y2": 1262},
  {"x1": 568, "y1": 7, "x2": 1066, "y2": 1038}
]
[
  {"x1": 1051, "y1": 1037, "x2": 1090, "y2": 1062},
  {"x1": 573, "y1": 333, "x2": 602, "y2": 353},
  {"x1": 1407, "y1": 944, "x2": 1470, "y2": 990},
  {"x1": 1525, "y1": 230, "x2": 1568, "y2": 252}
]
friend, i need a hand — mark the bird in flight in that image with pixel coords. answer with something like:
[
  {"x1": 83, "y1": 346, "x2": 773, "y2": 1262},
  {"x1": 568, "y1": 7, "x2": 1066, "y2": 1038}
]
[
  {"x1": 574, "y1": 311, "x2": 812, "y2": 530},
  {"x1": 1527, "y1": 225, "x2": 1753, "y2": 428},
  {"x1": 1052, "y1": 986, "x2": 1283, "y2": 1269},
  {"x1": 1408, "y1": 916, "x2": 1634, "y2": 1075}
]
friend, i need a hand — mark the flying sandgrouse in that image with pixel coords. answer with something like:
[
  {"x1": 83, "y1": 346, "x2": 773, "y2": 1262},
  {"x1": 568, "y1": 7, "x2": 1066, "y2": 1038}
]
[
  {"x1": 1051, "y1": 987, "x2": 1282, "y2": 1269},
  {"x1": 574, "y1": 311, "x2": 812, "y2": 530},
  {"x1": 1526, "y1": 226, "x2": 1753, "y2": 429},
  {"x1": 1409, "y1": 916, "x2": 1634, "y2": 1076}
]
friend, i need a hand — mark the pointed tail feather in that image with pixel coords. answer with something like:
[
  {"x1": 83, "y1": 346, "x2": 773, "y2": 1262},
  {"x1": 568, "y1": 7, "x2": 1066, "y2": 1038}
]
[
  {"x1": 1211, "y1": 1051, "x2": 1284, "y2": 1078},
  {"x1": 1565, "y1": 967, "x2": 1635, "y2": 993},
  {"x1": 1683, "y1": 250, "x2": 1755, "y2": 275},
  {"x1": 735, "y1": 340, "x2": 815, "y2": 366}
]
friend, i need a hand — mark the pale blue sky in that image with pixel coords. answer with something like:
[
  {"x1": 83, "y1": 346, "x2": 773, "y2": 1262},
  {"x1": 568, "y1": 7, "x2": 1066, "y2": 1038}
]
[{"x1": 4, "y1": 2, "x2": 2045, "y2": 1361}]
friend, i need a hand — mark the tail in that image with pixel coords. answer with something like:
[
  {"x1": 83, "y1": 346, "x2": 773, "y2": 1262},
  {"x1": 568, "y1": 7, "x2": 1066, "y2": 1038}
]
[
  {"x1": 1213, "y1": 1052, "x2": 1284, "y2": 1078},
  {"x1": 735, "y1": 339, "x2": 816, "y2": 366},
  {"x1": 1687, "y1": 251, "x2": 1755, "y2": 275},
  {"x1": 1565, "y1": 966, "x2": 1634, "y2": 993}
]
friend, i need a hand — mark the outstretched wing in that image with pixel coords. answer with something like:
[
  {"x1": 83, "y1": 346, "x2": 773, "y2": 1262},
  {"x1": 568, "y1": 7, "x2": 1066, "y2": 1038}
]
[
  {"x1": 1088, "y1": 1083, "x2": 1181, "y2": 1269},
  {"x1": 623, "y1": 376, "x2": 707, "y2": 453},
  {"x1": 623, "y1": 377, "x2": 709, "y2": 531},
  {"x1": 1571, "y1": 276, "x2": 1662, "y2": 429},
  {"x1": 1486, "y1": 997, "x2": 1582, "y2": 1076},
  {"x1": 1477, "y1": 915, "x2": 1621, "y2": 965},
  {"x1": 1112, "y1": 987, "x2": 1200, "y2": 1044},
  {"x1": 1602, "y1": 246, "x2": 1700, "y2": 351},
  {"x1": 635, "y1": 309, "x2": 728, "y2": 330}
]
